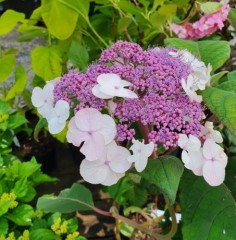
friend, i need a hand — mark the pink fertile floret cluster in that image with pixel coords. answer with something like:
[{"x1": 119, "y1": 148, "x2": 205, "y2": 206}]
[
  {"x1": 171, "y1": 4, "x2": 230, "y2": 39},
  {"x1": 54, "y1": 41, "x2": 205, "y2": 149}
]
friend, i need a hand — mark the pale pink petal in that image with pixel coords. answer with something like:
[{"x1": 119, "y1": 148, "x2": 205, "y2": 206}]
[
  {"x1": 67, "y1": 118, "x2": 88, "y2": 147},
  {"x1": 80, "y1": 159, "x2": 108, "y2": 184},
  {"x1": 92, "y1": 84, "x2": 112, "y2": 99},
  {"x1": 48, "y1": 117, "x2": 66, "y2": 134},
  {"x1": 80, "y1": 132, "x2": 105, "y2": 161},
  {"x1": 98, "y1": 115, "x2": 117, "y2": 144},
  {"x1": 181, "y1": 150, "x2": 190, "y2": 166},
  {"x1": 210, "y1": 130, "x2": 223, "y2": 143},
  {"x1": 203, "y1": 161, "x2": 225, "y2": 186},
  {"x1": 178, "y1": 134, "x2": 188, "y2": 149},
  {"x1": 187, "y1": 135, "x2": 201, "y2": 152},
  {"x1": 38, "y1": 103, "x2": 53, "y2": 118},
  {"x1": 31, "y1": 87, "x2": 45, "y2": 107},
  {"x1": 202, "y1": 139, "x2": 220, "y2": 160},
  {"x1": 108, "y1": 144, "x2": 131, "y2": 173},
  {"x1": 134, "y1": 155, "x2": 148, "y2": 172},
  {"x1": 101, "y1": 170, "x2": 124, "y2": 186},
  {"x1": 54, "y1": 100, "x2": 70, "y2": 122},
  {"x1": 125, "y1": 89, "x2": 138, "y2": 98},
  {"x1": 44, "y1": 82, "x2": 54, "y2": 95},
  {"x1": 188, "y1": 150, "x2": 204, "y2": 176},
  {"x1": 127, "y1": 154, "x2": 137, "y2": 163},
  {"x1": 97, "y1": 73, "x2": 121, "y2": 86},
  {"x1": 120, "y1": 79, "x2": 132, "y2": 87},
  {"x1": 107, "y1": 100, "x2": 117, "y2": 114},
  {"x1": 74, "y1": 108, "x2": 102, "y2": 132}
]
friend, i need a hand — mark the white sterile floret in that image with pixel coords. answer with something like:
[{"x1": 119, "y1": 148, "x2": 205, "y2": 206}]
[
  {"x1": 127, "y1": 139, "x2": 154, "y2": 172},
  {"x1": 202, "y1": 139, "x2": 228, "y2": 186},
  {"x1": 31, "y1": 82, "x2": 54, "y2": 118},
  {"x1": 181, "y1": 75, "x2": 202, "y2": 103},
  {"x1": 192, "y1": 64, "x2": 212, "y2": 90},
  {"x1": 47, "y1": 100, "x2": 70, "y2": 134},
  {"x1": 67, "y1": 108, "x2": 116, "y2": 161},
  {"x1": 80, "y1": 141, "x2": 131, "y2": 186},
  {"x1": 201, "y1": 121, "x2": 223, "y2": 143},
  {"x1": 92, "y1": 73, "x2": 138, "y2": 99}
]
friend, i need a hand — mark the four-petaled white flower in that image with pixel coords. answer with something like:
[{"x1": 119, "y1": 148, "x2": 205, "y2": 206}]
[
  {"x1": 47, "y1": 100, "x2": 70, "y2": 134},
  {"x1": 31, "y1": 82, "x2": 54, "y2": 118},
  {"x1": 80, "y1": 141, "x2": 131, "y2": 186},
  {"x1": 201, "y1": 121, "x2": 223, "y2": 143},
  {"x1": 67, "y1": 108, "x2": 116, "y2": 161},
  {"x1": 92, "y1": 73, "x2": 138, "y2": 99},
  {"x1": 181, "y1": 75, "x2": 202, "y2": 103},
  {"x1": 127, "y1": 139, "x2": 154, "y2": 172},
  {"x1": 178, "y1": 134, "x2": 203, "y2": 175},
  {"x1": 202, "y1": 139, "x2": 227, "y2": 186}
]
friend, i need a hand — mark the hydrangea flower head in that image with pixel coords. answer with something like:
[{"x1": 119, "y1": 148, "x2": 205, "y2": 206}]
[{"x1": 171, "y1": 4, "x2": 230, "y2": 39}]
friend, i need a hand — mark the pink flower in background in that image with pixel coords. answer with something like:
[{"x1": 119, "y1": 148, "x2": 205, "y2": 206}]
[
  {"x1": 80, "y1": 141, "x2": 131, "y2": 186},
  {"x1": 171, "y1": 4, "x2": 230, "y2": 39},
  {"x1": 67, "y1": 108, "x2": 116, "y2": 161}
]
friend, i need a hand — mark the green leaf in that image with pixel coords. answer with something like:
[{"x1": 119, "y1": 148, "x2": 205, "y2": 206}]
[
  {"x1": 33, "y1": 118, "x2": 48, "y2": 141},
  {"x1": 225, "y1": 157, "x2": 236, "y2": 199},
  {"x1": 228, "y1": 9, "x2": 236, "y2": 30},
  {"x1": 0, "y1": 54, "x2": 16, "y2": 82},
  {"x1": 140, "y1": 156, "x2": 184, "y2": 204},
  {"x1": 202, "y1": 87, "x2": 236, "y2": 135},
  {"x1": 68, "y1": 41, "x2": 89, "y2": 70},
  {"x1": 0, "y1": 199, "x2": 13, "y2": 216},
  {"x1": 0, "y1": 10, "x2": 25, "y2": 35},
  {"x1": 199, "y1": 2, "x2": 222, "y2": 14},
  {"x1": 12, "y1": 177, "x2": 28, "y2": 199},
  {"x1": 216, "y1": 80, "x2": 236, "y2": 93},
  {"x1": 227, "y1": 70, "x2": 236, "y2": 81},
  {"x1": 0, "y1": 101, "x2": 10, "y2": 114},
  {"x1": 31, "y1": 46, "x2": 62, "y2": 80},
  {"x1": 0, "y1": 218, "x2": 8, "y2": 235},
  {"x1": 180, "y1": 170, "x2": 236, "y2": 240},
  {"x1": 30, "y1": 169, "x2": 58, "y2": 186},
  {"x1": 118, "y1": 16, "x2": 132, "y2": 34},
  {"x1": 8, "y1": 115, "x2": 27, "y2": 129},
  {"x1": 30, "y1": 229, "x2": 56, "y2": 240},
  {"x1": 164, "y1": 38, "x2": 230, "y2": 72},
  {"x1": 6, "y1": 204, "x2": 34, "y2": 226},
  {"x1": 210, "y1": 71, "x2": 228, "y2": 86},
  {"x1": 58, "y1": 0, "x2": 90, "y2": 21},
  {"x1": 41, "y1": 0, "x2": 78, "y2": 40},
  {"x1": 37, "y1": 183, "x2": 94, "y2": 213},
  {"x1": 6, "y1": 65, "x2": 27, "y2": 101}
]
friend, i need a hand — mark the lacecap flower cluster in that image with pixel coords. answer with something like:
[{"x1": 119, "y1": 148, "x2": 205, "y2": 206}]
[{"x1": 31, "y1": 41, "x2": 227, "y2": 186}]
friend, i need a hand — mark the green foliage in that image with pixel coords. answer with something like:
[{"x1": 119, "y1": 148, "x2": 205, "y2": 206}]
[
  {"x1": 164, "y1": 38, "x2": 230, "y2": 72},
  {"x1": 228, "y1": 9, "x2": 236, "y2": 30},
  {"x1": 37, "y1": 183, "x2": 94, "y2": 213},
  {"x1": 31, "y1": 46, "x2": 62, "y2": 81},
  {"x1": 202, "y1": 87, "x2": 236, "y2": 136},
  {"x1": 0, "y1": 10, "x2": 25, "y2": 36},
  {"x1": 180, "y1": 170, "x2": 236, "y2": 240},
  {"x1": 41, "y1": 0, "x2": 79, "y2": 40},
  {"x1": 141, "y1": 156, "x2": 184, "y2": 204},
  {"x1": 0, "y1": 54, "x2": 16, "y2": 82},
  {"x1": 199, "y1": 2, "x2": 223, "y2": 14},
  {"x1": 6, "y1": 65, "x2": 27, "y2": 101}
]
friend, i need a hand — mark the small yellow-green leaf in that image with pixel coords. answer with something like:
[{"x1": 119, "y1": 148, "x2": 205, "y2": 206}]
[
  {"x1": 6, "y1": 65, "x2": 27, "y2": 101},
  {"x1": 0, "y1": 10, "x2": 25, "y2": 35},
  {"x1": 31, "y1": 46, "x2": 62, "y2": 81},
  {"x1": 200, "y1": 2, "x2": 223, "y2": 14},
  {"x1": 0, "y1": 54, "x2": 15, "y2": 82}
]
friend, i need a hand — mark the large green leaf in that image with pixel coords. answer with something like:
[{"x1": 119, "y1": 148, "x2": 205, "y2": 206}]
[
  {"x1": 0, "y1": 54, "x2": 15, "y2": 82},
  {"x1": 164, "y1": 38, "x2": 230, "y2": 72},
  {"x1": 225, "y1": 157, "x2": 236, "y2": 200},
  {"x1": 31, "y1": 46, "x2": 62, "y2": 81},
  {"x1": 140, "y1": 156, "x2": 184, "y2": 204},
  {"x1": 6, "y1": 65, "x2": 27, "y2": 100},
  {"x1": 180, "y1": 171, "x2": 236, "y2": 240},
  {"x1": 30, "y1": 229, "x2": 56, "y2": 240},
  {"x1": 37, "y1": 183, "x2": 94, "y2": 213},
  {"x1": 41, "y1": 0, "x2": 78, "y2": 40},
  {"x1": 6, "y1": 204, "x2": 34, "y2": 226},
  {"x1": 0, "y1": 10, "x2": 25, "y2": 35},
  {"x1": 0, "y1": 218, "x2": 8, "y2": 235},
  {"x1": 202, "y1": 87, "x2": 236, "y2": 135},
  {"x1": 228, "y1": 9, "x2": 236, "y2": 30},
  {"x1": 199, "y1": 2, "x2": 222, "y2": 14}
]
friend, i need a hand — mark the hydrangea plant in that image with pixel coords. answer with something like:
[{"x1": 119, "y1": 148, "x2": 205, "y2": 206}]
[{"x1": 31, "y1": 40, "x2": 227, "y2": 187}]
